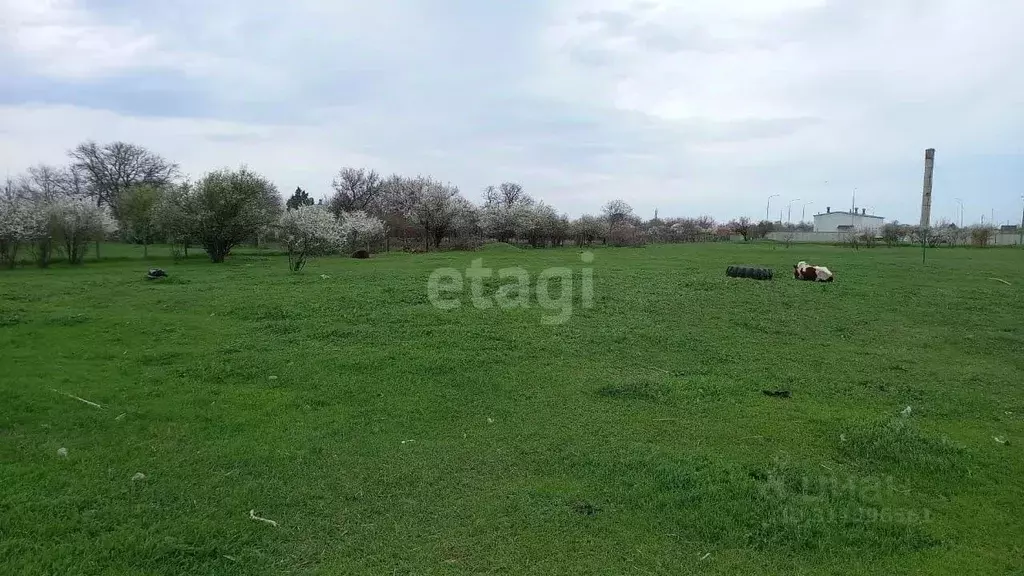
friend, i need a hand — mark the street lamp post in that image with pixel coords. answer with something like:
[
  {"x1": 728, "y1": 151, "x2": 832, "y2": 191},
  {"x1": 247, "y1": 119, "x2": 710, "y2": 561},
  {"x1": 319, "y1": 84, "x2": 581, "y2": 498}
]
[
  {"x1": 954, "y1": 198, "x2": 964, "y2": 228},
  {"x1": 767, "y1": 194, "x2": 780, "y2": 222},
  {"x1": 787, "y1": 198, "x2": 801, "y2": 224},
  {"x1": 802, "y1": 201, "x2": 814, "y2": 222}
]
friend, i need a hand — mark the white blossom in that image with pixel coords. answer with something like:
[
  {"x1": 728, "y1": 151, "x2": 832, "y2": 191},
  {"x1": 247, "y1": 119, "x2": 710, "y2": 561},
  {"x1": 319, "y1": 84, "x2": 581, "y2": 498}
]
[
  {"x1": 1, "y1": 194, "x2": 61, "y2": 265},
  {"x1": 340, "y1": 210, "x2": 385, "y2": 237},
  {"x1": 48, "y1": 197, "x2": 118, "y2": 264},
  {"x1": 0, "y1": 195, "x2": 40, "y2": 243},
  {"x1": 338, "y1": 209, "x2": 385, "y2": 249},
  {"x1": 278, "y1": 204, "x2": 345, "y2": 271}
]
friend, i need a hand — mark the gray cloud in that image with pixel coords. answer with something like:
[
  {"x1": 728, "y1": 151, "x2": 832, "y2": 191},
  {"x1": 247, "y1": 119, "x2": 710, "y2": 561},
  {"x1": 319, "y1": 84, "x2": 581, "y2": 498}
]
[{"x1": 0, "y1": 0, "x2": 1021, "y2": 223}]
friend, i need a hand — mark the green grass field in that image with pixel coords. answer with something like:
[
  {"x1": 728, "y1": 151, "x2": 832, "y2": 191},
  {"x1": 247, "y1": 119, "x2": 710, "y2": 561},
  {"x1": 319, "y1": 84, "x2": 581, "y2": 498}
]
[{"x1": 2, "y1": 243, "x2": 1022, "y2": 575}]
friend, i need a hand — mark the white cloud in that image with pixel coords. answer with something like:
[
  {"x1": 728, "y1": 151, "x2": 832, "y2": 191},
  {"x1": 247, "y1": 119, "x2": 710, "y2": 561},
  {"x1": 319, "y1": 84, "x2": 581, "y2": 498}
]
[
  {"x1": 0, "y1": 104, "x2": 380, "y2": 198},
  {"x1": 0, "y1": 0, "x2": 1022, "y2": 223},
  {"x1": 0, "y1": 0, "x2": 161, "y2": 78}
]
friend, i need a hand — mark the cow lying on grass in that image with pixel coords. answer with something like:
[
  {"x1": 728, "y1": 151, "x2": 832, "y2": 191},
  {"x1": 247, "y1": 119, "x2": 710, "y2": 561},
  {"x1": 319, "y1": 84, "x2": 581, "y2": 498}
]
[{"x1": 794, "y1": 261, "x2": 834, "y2": 282}]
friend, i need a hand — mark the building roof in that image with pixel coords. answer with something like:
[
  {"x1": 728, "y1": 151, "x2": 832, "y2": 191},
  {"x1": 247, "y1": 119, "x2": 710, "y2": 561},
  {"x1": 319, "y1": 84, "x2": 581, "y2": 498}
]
[{"x1": 813, "y1": 211, "x2": 884, "y2": 219}]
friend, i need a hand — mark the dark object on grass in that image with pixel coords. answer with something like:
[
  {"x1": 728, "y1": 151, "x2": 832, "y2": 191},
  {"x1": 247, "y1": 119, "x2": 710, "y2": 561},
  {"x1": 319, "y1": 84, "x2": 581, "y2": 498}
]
[
  {"x1": 146, "y1": 268, "x2": 167, "y2": 280},
  {"x1": 726, "y1": 265, "x2": 773, "y2": 280},
  {"x1": 762, "y1": 389, "x2": 792, "y2": 398},
  {"x1": 573, "y1": 501, "x2": 601, "y2": 516},
  {"x1": 351, "y1": 249, "x2": 370, "y2": 259}
]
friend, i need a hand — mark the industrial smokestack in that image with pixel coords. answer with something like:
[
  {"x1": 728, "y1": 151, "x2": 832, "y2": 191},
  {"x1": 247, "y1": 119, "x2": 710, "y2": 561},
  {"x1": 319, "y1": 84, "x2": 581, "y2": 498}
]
[{"x1": 921, "y1": 148, "x2": 935, "y2": 227}]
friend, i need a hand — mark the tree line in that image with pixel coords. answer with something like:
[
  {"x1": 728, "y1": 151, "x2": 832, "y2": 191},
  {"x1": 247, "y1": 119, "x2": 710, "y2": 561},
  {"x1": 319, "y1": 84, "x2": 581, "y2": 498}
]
[
  {"x1": 2, "y1": 140, "x2": 1003, "y2": 270},
  {"x1": 0, "y1": 140, "x2": 727, "y2": 269}
]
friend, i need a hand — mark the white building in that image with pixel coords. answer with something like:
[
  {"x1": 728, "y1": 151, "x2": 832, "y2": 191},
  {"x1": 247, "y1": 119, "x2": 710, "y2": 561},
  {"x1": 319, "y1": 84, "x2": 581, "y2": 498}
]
[{"x1": 813, "y1": 207, "x2": 885, "y2": 232}]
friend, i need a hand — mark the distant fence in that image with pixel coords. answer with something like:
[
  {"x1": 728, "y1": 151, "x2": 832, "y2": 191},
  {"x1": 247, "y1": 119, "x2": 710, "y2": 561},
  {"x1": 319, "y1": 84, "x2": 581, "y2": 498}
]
[{"x1": 764, "y1": 231, "x2": 1023, "y2": 246}]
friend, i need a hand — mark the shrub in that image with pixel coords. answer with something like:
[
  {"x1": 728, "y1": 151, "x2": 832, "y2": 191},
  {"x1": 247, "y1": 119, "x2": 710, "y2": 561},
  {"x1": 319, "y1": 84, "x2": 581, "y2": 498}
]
[
  {"x1": 278, "y1": 205, "x2": 345, "y2": 271},
  {"x1": 117, "y1": 184, "x2": 164, "y2": 257},
  {"x1": 176, "y1": 167, "x2": 281, "y2": 263},
  {"x1": 880, "y1": 222, "x2": 905, "y2": 247},
  {"x1": 571, "y1": 214, "x2": 607, "y2": 246},
  {"x1": 729, "y1": 217, "x2": 753, "y2": 241},
  {"x1": 753, "y1": 220, "x2": 775, "y2": 240},
  {"x1": 48, "y1": 197, "x2": 118, "y2": 265},
  {"x1": 969, "y1": 225, "x2": 996, "y2": 247},
  {"x1": 845, "y1": 230, "x2": 861, "y2": 250},
  {"x1": 0, "y1": 195, "x2": 42, "y2": 267},
  {"x1": 949, "y1": 226, "x2": 969, "y2": 247},
  {"x1": 858, "y1": 229, "x2": 877, "y2": 248},
  {"x1": 153, "y1": 183, "x2": 196, "y2": 260},
  {"x1": 340, "y1": 210, "x2": 385, "y2": 252},
  {"x1": 608, "y1": 223, "x2": 647, "y2": 247},
  {"x1": 909, "y1": 226, "x2": 946, "y2": 248}
]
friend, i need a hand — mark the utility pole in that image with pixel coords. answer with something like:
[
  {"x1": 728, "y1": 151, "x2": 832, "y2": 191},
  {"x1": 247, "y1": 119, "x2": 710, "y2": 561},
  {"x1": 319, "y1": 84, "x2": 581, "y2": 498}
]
[
  {"x1": 920, "y1": 148, "x2": 935, "y2": 228},
  {"x1": 1019, "y1": 195, "x2": 1023, "y2": 246}
]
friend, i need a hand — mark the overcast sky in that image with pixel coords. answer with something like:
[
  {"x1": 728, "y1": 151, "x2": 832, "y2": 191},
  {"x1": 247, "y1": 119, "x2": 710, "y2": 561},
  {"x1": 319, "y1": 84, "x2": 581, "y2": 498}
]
[{"x1": 1, "y1": 0, "x2": 1022, "y2": 224}]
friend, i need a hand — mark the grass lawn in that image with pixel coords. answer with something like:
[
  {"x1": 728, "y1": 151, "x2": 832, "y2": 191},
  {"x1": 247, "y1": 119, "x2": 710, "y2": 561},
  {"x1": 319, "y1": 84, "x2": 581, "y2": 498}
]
[{"x1": 1, "y1": 243, "x2": 1022, "y2": 575}]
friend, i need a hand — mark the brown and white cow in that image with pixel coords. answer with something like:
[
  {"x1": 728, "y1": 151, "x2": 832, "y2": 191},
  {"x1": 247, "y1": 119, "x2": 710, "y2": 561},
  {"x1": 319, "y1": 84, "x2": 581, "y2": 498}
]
[{"x1": 793, "y1": 261, "x2": 834, "y2": 282}]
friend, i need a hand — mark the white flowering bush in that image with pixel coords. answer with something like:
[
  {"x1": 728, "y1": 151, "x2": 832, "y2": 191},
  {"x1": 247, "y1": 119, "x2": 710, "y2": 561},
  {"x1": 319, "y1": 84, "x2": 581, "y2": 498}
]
[
  {"x1": 49, "y1": 198, "x2": 118, "y2": 265},
  {"x1": 521, "y1": 202, "x2": 568, "y2": 247},
  {"x1": 571, "y1": 214, "x2": 608, "y2": 246},
  {"x1": 480, "y1": 201, "x2": 533, "y2": 243},
  {"x1": 278, "y1": 204, "x2": 345, "y2": 271},
  {"x1": 0, "y1": 195, "x2": 40, "y2": 267},
  {"x1": 339, "y1": 210, "x2": 385, "y2": 251}
]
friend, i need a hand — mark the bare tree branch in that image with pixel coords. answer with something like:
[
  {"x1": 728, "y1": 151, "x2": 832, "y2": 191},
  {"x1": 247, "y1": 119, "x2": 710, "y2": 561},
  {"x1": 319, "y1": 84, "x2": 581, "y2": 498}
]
[
  {"x1": 327, "y1": 168, "x2": 383, "y2": 215},
  {"x1": 68, "y1": 141, "x2": 180, "y2": 213}
]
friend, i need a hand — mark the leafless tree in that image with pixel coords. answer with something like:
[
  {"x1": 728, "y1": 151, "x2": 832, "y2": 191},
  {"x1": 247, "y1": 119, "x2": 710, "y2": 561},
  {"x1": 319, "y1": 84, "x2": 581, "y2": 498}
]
[
  {"x1": 9, "y1": 164, "x2": 88, "y2": 202},
  {"x1": 729, "y1": 217, "x2": 754, "y2": 241},
  {"x1": 484, "y1": 182, "x2": 528, "y2": 208},
  {"x1": 18, "y1": 165, "x2": 64, "y2": 200},
  {"x1": 327, "y1": 168, "x2": 384, "y2": 215},
  {"x1": 602, "y1": 199, "x2": 634, "y2": 229},
  {"x1": 881, "y1": 222, "x2": 907, "y2": 247},
  {"x1": 68, "y1": 141, "x2": 180, "y2": 212}
]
